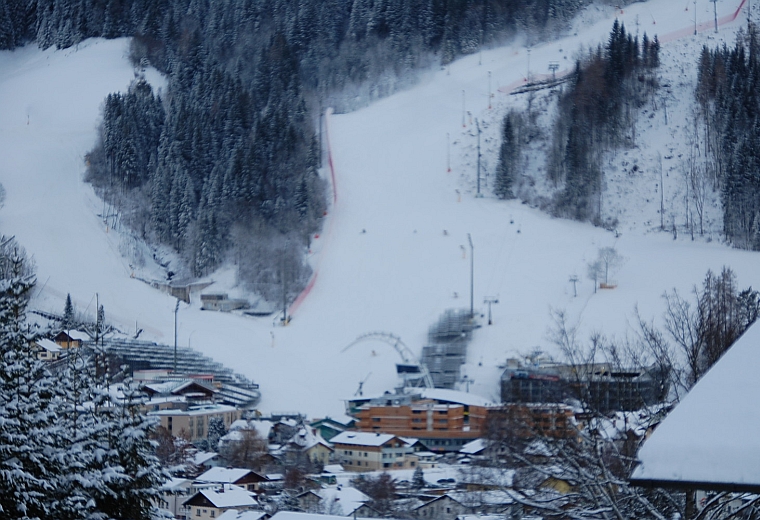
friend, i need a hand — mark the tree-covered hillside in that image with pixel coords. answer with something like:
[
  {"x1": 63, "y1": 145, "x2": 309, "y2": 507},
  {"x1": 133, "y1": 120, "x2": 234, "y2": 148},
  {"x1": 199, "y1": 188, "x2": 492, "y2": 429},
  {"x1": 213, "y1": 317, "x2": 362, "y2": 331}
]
[{"x1": 1, "y1": 0, "x2": 592, "y2": 301}]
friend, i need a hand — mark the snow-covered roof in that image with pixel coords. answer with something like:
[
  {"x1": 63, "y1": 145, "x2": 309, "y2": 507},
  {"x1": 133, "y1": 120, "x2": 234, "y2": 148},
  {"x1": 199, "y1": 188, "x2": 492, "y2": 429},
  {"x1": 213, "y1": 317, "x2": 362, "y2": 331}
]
[
  {"x1": 311, "y1": 415, "x2": 355, "y2": 427},
  {"x1": 161, "y1": 477, "x2": 192, "y2": 491},
  {"x1": 322, "y1": 464, "x2": 346, "y2": 475},
  {"x1": 193, "y1": 451, "x2": 218, "y2": 466},
  {"x1": 58, "y1": 330, "x2": 90, "y2": 341},
  {"x1": 288, "y1": 426, "x2": 332, "y2": 452},
  {"x1": 196, "y1": 467, "x2": 257, "y2": 484},
  {"x1": 631, "y1": 321, "x2": 760, "y2": 492},
  {"x1": 356, "y1": 388, "x2": 495, "y2": 408},
  {"x1": 189, "y1": 484, "x2": 257, "y2": 508},
  {"x1": 330, "y1": 431, "x2": 398, "y2": 447},
  {"x1": 270, "y1": 512, "x2": 395, "y2": 520},
  {"x1": 414, "y1": 388, "x2": 495, "y2": 407},
  {"x1": 318, "y1": 485, "x2": 370, "y2": 515},
  {"x1": 36, "y1": 338, "x2": 61, "y2": 352},
  {"x1": 459, "y1": 438, "x2": 486, "y2": 455},
  {"x1": 217, "y1": 510, "x2": 268, "y2": 520},
  {"x1": 229, "y1": 419, "x2": 272, "y2": 439},
  {"x1": 150, "y1": 404, "x2": 238, "y2": 417}
]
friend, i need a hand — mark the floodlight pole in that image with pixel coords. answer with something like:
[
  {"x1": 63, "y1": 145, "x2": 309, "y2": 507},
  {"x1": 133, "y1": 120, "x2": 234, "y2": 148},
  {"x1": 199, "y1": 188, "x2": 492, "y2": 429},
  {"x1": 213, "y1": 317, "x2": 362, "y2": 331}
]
[
  {"x1": 468, "y1": 233, "x2": 474, "y2": 319},
  {"x1": 694, "y1": 0, "x2": 698, "y2": 35},
  {"x1": 475, "y1": 119, "x2": 482, "y2": 197},
  {"x1": 713, "y1": 0, "x2": 718, "y2": 33},
  {"x1": 173, "y1": 299, "x2": 179, "y2": 373}
]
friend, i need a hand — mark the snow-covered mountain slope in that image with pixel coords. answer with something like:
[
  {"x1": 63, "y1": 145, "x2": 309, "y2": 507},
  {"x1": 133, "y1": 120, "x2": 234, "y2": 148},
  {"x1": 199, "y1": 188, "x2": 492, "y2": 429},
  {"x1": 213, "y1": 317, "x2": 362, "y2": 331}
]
[{"x1": 0, "y1": 1, "x2": 757, "y2": 418}]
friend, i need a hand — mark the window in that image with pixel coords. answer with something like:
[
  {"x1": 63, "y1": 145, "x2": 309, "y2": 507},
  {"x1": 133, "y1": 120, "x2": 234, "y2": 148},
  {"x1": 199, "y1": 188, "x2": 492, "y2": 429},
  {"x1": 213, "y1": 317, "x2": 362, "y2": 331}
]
[
  {"x1": 364, "y1": 452, "x2": 368, "y2": 457},
  {"x1": 196, "y1": 509, "x2": 201, "y2": 517},
  {"x1": 210, "y1": 511, "x2": 215, "y2": 518}
]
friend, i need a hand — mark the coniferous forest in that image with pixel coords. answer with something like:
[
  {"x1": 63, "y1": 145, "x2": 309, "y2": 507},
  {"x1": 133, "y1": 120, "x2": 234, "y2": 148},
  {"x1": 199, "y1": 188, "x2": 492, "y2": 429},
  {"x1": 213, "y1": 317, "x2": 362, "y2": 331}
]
[
  {"x1": 496, "y1": 20, "x2": 660, "y2": 225},
  {"x1": 1, "y1": 0, "x2": 590, "y2": 301},
  {"x1": 696, "y1": 28, "x2": 760, "y2": 250}
]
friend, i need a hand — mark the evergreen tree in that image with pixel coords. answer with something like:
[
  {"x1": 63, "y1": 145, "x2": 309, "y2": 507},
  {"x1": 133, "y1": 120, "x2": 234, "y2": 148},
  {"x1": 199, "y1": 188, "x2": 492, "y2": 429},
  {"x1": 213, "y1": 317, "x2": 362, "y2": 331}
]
[
  {"x1": 207, "y1": 416, "x2": 227, "y2": 452},
  {"x1": 63, "y1": 293, "x2": 74, "y2": 329},
  {"x1": 494, "y1": 111, "x2": 520, "y2": 199},
  {"x1": 0, "y1": 250, "x2": 55, "y2": 519},
  {"x1": 95, "y1": 377, "x2": 166, "y2": 520},
  {"x1": 412, "y1": 466, "x2": 425, "y2": 489}
]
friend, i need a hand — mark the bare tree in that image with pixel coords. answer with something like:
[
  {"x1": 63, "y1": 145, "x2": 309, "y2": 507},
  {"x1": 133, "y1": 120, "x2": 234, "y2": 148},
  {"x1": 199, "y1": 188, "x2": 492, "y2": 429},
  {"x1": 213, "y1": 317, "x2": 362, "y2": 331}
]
[
  {"x1": 597, "y1": 246, "x2": 624, "y2": 286},
  {"x1": 219, "y1": 428, "x2": 269, "y2": 471},
  {"x1": 587, "y1": 260, "x2": 603, "y2": 293},
  {"x1": 663, "y1": 267, "x2": 759, "y2": 390}
]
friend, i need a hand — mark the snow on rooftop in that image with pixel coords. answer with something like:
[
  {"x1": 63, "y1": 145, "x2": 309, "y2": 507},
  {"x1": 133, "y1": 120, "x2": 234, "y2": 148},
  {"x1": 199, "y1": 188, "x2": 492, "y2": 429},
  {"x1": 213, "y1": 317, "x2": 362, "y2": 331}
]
[
  {"x1": 150, "y1": 404, "x2": 238, "y2": 416},
  {"x1": 193, "y1": 451, "x2": 218, "y2": 466},
  {"x1": 318, "y1": 485, "x2": 370, "y2": 515},
  {"x1": 270, "y1": 513, "x2": 392, "y2": 520},
  {"x1": 631, "y1": 320, "x2": 760, "y2": 490},
  {"x1": 65, "y1": 330, "x2": 90, "y2": 341},
  {"x1": 194, "y1": 485, "x2": 257, "y2": 509},
  {"x1": 217, "y1": 510, "x2": 268, "y2": 520},
  {"x1": 161, "y1": 477, "x2": 192, "y2": 491},
  {"x1": 229, "y1": 419, "x2": 272, "y2": 440},
  {"x1": 415, "y1": 388, "x2": 495, "y2": 407},
  {"x1": 330, "y1": 431, "x2": 397, "y2": 447},
  {"x1": 36, "y1": 338, "x2": 61, "y2": 352},
  {"x1": 196, "y1": 467, "x2": 257, "y2": 484},
  {"x1": 460, "y1": 438, "x2": 486, "y2": 455}
]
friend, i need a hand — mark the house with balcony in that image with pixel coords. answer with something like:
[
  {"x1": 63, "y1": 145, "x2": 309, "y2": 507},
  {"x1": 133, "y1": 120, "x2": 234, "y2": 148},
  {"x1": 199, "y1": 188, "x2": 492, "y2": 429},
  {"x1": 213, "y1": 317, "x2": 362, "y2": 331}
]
[{"x1": 331, "y1": 431, "x2": 417, "y2": 471}]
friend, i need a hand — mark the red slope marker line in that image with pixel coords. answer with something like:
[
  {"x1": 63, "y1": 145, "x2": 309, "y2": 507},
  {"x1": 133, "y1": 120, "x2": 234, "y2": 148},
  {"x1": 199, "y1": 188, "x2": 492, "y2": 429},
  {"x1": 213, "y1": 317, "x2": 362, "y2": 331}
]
[
  {"x1": 660, "y1": 0, "x2": 747, "y2": 43},
  {"x1": 496, "y1": 0, "x2": 747, "y2": 94},
  {"x1": 288, "y1": 108, "x2": 337, "y2": 317}
]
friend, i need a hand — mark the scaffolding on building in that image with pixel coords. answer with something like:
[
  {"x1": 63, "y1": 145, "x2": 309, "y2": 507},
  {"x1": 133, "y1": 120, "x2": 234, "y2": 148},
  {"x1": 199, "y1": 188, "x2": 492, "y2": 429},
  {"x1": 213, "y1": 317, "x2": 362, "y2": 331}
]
[{"x1": 421, "y1": 309, "x2": 478, "y2": 389}]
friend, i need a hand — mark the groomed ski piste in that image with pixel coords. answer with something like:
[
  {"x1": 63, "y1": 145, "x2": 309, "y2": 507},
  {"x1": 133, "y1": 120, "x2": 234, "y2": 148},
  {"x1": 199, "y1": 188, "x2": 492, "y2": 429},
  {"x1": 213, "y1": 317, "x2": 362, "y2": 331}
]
[{"x1": 0, "y1": 0, "x2": 757, "y2": 418}]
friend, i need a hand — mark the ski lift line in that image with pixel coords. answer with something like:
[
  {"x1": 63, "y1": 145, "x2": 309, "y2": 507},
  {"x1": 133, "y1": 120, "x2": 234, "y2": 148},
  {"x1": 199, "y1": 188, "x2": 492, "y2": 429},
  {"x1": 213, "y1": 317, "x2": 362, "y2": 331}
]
[{"x1": 484, "y1": 214, "x2": 519, "y2": 297}]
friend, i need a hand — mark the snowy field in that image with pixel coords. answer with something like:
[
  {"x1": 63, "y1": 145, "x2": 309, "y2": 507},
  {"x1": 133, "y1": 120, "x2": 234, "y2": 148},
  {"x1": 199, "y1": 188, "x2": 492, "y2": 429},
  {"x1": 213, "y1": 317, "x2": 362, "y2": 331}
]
[{"x1": 0, "y1": 0, "x2": 756, "y2": 418}]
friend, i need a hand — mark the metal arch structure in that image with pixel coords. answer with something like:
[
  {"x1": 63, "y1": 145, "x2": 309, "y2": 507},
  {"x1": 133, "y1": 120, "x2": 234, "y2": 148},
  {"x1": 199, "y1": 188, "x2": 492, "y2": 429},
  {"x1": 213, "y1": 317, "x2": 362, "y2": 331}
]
[{"x1": 342, "y1": 332, "x2": 435, "y2": 389}]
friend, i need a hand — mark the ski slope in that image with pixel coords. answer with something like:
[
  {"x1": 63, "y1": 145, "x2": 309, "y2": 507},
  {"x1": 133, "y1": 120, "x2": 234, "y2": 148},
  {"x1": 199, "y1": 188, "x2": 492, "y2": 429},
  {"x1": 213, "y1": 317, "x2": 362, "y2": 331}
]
[{"x1": 0, "y1": 1, "x2": 757, "y2": 418}]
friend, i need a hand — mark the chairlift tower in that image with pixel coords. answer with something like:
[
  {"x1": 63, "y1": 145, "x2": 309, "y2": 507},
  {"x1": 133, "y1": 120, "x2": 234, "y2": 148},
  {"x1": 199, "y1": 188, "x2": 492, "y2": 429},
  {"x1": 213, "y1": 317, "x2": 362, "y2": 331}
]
[{"x1": 548, "y1": 62, "x2": 560, "y2": 81}]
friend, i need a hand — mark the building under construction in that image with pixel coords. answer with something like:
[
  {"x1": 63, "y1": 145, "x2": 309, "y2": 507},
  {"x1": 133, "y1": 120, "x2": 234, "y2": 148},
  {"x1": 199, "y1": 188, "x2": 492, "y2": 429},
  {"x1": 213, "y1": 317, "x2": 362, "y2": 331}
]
[
  {"x1": 500, "y1": 357, "x2": 669, "y2": 413},
  {"x1": 421, "y1": 309, "x2": 477, "y2": 389}
]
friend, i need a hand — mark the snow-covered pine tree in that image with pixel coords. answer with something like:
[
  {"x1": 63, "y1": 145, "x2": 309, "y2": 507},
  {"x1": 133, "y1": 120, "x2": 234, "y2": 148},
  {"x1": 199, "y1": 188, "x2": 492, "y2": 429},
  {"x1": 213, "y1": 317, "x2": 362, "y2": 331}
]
[
  {"x1": 0, "y1": 248, "x2": 56, "y2": 519},
  {"x1": 63, "y1": 292, "x2": 74, "y2": 329},
  {"x1": 494, "y1": 111, "x2": 520, "y2": 200},
  {"x1": 93, "y1": 376, "x2": 166, "y2": 520},
  {"x1": 207, "y1": 416, "x2": 227, "y2": 453}
]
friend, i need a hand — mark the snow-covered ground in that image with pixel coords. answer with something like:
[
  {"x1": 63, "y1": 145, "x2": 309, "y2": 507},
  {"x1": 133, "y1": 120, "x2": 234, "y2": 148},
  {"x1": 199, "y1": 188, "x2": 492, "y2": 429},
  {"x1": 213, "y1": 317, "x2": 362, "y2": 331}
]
[{"x1": 0, "y1": 0, "x2": 756, "y2": 419}]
